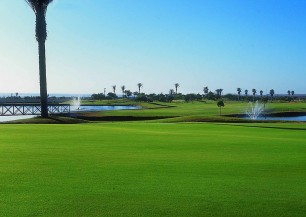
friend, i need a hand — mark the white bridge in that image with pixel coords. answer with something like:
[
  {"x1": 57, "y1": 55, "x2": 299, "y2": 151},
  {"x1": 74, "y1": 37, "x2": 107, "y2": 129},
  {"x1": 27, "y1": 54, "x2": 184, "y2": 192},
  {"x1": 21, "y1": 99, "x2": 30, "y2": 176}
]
[{"x1": 0, "y1": 104, "x2": 70, "y2": 116}]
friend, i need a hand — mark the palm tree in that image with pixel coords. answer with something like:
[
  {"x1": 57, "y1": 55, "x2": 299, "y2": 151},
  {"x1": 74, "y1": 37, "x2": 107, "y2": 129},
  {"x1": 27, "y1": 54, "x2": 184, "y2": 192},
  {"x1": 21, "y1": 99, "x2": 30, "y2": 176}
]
[
  {"x1": 121, "y1": 85, "x2": 126, "y2": 97},
  {"x1": 291, "y1": 90, "x2": 295, "y2": 96},
  {"x1": 245, "y1": 89, "x2": 248, "y2": 97},
  {"x1": 252, "y1": 89, "x2": 257, "y2": 101},
  {"x1": 237, "y1": 88, "x2": 241, "y2": 101},
  {"x1": 137, "y1": 83, "x2": 143, "y2": 94},
  {"x1": 169, "y1": 89, "x2": 175, "y2": 95},
  {"x1": 215, "y1": 89, "x2": 223, "y2": 99},
  {"x1": 287, "y1": 90, "x2": 291, "y2": 96},
  {"x1": 174, "y1": 83, "x2": 180, "y2": 94},
  {"x1": 217, "y1": 100, "x2": 225, "y2": 116},
  {"x1": 270, "y1": 89, "x2": 275, "y2": 100},
  {"x1": 203, "y1": 86, "x2": 209, "y2": 97},
  {"x1": 26, "y1": 0, "x2": 54, "y2": 118},
  {"x1": 260, "y1": 90, "x2": 263, "y2": 98},
  {"x1": 112, "y1": 85, "x2": 116, "y2": 94}
]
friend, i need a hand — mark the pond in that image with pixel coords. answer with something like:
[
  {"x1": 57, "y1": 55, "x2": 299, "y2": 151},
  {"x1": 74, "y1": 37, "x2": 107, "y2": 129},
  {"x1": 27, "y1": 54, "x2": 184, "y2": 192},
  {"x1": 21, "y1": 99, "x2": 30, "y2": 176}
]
[
  {"x1": 0, "y1": 105, "x2": 141, "y2": 122},
  {"x1": 254, "y1": 115, "x2": 306, "y2": 122},
  {"x1": 0, "y1": 115, "x2": 37, "y2": 123},
  {"x1": 71, "y1": 105, "x2": 142, "y2": 112}
]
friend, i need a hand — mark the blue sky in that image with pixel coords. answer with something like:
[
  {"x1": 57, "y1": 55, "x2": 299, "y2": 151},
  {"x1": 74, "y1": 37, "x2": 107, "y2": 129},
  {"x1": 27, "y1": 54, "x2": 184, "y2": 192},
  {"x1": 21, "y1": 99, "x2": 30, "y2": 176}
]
[{"x1": 0, "y1": 0, "x2": 305, "y2": 95}]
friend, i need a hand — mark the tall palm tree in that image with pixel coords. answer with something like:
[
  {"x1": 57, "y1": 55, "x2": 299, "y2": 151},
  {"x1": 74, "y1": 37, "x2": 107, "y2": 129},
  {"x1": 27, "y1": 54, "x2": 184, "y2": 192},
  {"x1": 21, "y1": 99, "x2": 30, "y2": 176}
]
[
  {"x1": 291, "y1": 90, "x2": 295, "y2": 96},
  {"x1": 174, "y1": 83, "x2": 180, "y2": 94},
  {"x1": 203, "y1": 86, "x2": 209, "y2": 96},
  {"x1": 287, "y1": 90, "x2": 291, "y2": 96},
  {"x1": 215, "y1": 89, "x2": 223, "y2": 99},
  {"x1": 260, "y1": 90, "x2": 263, "y2": 98},
  {"x1": 270, "y1": 89, "x2": 275, "y2": 100},
  {"x1": 121, "y1": 85, "x2": 126, "y2": 97},
  {"x1": 112, "y1": 85, "x2": 116, "y2": 94},
  {"x1": 252, "y1": 88, "x2": 257, "y2": 101},
  {"x1": 169, "y1": 89, "x2": 175, "y2": 95},
  {"x1": 245, "y1": 89, "x2": 248, "y2": 97},
  {"x1": 237, "y1": 88, "x2": 241, "y2": 101},
  {"x1": 137, "y1": 83, "x2": 143, "y2": 94},
  {"x1": 26, "y1": 0, "x2": 53, "y2": 118}
]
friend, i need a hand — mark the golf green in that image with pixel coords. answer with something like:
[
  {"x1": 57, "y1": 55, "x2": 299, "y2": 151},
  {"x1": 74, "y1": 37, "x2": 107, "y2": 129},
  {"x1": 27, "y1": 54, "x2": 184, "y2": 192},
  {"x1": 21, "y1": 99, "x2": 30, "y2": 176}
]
[{"x1": 0, "y1": 122, "x2": 305, "y2": 216}]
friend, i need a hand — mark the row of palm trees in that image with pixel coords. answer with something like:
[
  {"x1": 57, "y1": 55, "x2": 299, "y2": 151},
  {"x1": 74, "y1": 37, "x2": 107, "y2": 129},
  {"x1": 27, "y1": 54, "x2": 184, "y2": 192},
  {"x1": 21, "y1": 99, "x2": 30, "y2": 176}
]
[
  {"x1": 110, "y1": 83, "x2": 183, "y2": 96},
  {"x1": 110, "y1": 83, "x2": 143, "y2": 96}
]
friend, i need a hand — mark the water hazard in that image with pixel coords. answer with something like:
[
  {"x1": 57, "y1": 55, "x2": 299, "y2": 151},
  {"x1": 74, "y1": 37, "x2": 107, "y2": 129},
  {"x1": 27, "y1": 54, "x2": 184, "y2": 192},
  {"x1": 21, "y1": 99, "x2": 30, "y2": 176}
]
[
  {"x1": 71, "y1": 105, "x2": 141, "y2": 112},
  {"x1": 0, "y1": 105, "x2": 141, "y2": 122}
]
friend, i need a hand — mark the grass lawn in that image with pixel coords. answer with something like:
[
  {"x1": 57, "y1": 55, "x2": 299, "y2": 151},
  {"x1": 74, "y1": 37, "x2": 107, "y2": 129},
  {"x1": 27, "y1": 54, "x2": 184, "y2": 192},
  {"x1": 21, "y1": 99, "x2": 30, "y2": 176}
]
[
  {"x1": 71, "y1": 100, "x2": 306, "y2": 123},
  {"x1": 1, "y1": 122, "x2": 306, "y2": 216}
]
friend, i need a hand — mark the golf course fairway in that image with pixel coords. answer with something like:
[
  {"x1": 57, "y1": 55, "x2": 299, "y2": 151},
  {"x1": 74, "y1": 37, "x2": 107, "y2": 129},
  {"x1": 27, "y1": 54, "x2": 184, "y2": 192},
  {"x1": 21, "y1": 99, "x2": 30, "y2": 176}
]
[{"x1": 0, "y1": 122, "x2": 305, "y2": 216}]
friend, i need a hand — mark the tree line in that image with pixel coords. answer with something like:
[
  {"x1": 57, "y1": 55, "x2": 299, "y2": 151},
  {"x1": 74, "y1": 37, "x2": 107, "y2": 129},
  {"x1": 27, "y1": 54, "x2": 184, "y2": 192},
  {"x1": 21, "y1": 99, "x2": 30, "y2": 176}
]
[{"x1": 91, "y1": 83, "x2": 298, "y2": 102}]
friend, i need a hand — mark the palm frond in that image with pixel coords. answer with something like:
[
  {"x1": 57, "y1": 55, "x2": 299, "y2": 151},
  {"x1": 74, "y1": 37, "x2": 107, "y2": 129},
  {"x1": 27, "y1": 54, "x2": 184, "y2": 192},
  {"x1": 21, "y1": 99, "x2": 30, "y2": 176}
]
[{"x1": 25, "y1": 0, "x2": 53, "y2": 13}]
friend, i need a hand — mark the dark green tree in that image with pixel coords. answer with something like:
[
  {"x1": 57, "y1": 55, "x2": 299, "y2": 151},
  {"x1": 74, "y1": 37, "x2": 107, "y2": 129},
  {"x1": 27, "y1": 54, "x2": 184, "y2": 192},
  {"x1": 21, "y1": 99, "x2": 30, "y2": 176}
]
[
  {"x1": 259, "y1": 90, "x2": 263, "y2": 98},
  {"x1": 270, "y1": 89, "x2": 275, "y2": 100},
  {"x1": 121, "y1": 85, "x2": 126, "y2": 97},
  {"x1": 215, "y1": 89, "x2": 223, "y2": 99},
  {"x1": 112, "y1": 85, "x2": 116, "y2": 94},
  {"x1": 217, "y1": 100, "x2": 225, "y2": 116},
  {"x1": 169, "y1": 89, "x2": 175, "y2": 95},
  {"x1": 252, "y1": 88, "x2": 257, "y2": 101},
  {"x1": 174, "y1": 83, "x2": 180, "y2": 94},
  {"x1": 26, "y1": 0, "x2": 54, "y2": 118},
  {"x1": 237, "y1": 88, "x2": 241, "y2": 101},
  {"x1": 203, "y1": 86, "x2": 209, "y2": 97},
  {"x1": 137, "y1": 83, "x2": 143, "y2": 94}
]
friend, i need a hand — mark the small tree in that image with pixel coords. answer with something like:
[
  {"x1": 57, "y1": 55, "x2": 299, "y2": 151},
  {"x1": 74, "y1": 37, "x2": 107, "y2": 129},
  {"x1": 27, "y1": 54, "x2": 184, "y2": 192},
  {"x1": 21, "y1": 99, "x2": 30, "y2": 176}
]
[
  {"x1": 125, "y1": 90, "x2": 132, "y2": 98},
  {"x1": 112, "y1": 85, "x2": 116, "y2": 94},
  {"x1": 203, "y1": 86, "x2": 209, "y2": 97},
  {"x1": 137, "y1": 83, "x2": 143, "y2": 94},
  {"x1": 169, "y1": 89, "x2": 175, "y2": 95},
  {"x1": 287, "y1": 90, "x2": 291, "y2": 96},
  {"x1": 237, "y1": 88, "x2": 241, "y2": 101},
  {"x1": 121, "y1": 85, "x2": 126, "y2": 97},
  {"x1": 259, "y1": 90, "x2": 263, "y2": 98},
  {"x1": 174, "y1": 83, "x2": 180, "y2": 94},
  {"x1": 270, "y1": 89, "x2": 275, "y2": 100},
  {"x1": 215, "y1": 89, "x2": 223, "y2": 99},
  {"x1": 252, "y1": 89, "x2": 257, "y2": 102},
  {"x1": 217, "y1": 100, "x2": 225, "y2": 116}
]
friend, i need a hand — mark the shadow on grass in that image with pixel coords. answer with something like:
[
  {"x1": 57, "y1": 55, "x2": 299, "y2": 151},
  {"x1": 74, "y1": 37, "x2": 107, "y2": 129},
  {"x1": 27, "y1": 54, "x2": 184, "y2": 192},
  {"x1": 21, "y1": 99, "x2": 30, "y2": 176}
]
[
  {"x1": 213, "y1": 122, "x2": 306, "y2": 131},
  {"x1": 70, "y1": 115, "x2": 177, "y2": 122}
]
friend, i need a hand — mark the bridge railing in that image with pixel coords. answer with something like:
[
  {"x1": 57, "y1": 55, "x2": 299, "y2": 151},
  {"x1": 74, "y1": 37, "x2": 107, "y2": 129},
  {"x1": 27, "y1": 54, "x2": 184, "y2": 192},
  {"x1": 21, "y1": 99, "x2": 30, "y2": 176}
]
[{"x1": 0, "y1": 104, "x2": 70, "y2": 116}]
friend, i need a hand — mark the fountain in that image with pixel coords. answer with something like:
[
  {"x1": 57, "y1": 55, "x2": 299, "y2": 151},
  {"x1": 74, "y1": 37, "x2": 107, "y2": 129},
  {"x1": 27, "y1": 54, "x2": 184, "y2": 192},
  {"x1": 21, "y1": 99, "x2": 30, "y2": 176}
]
[
  {"x1": 246, "y1": 101, "x2": 264, "y2": 120},
  {"x1": 72, "y1": 96, "x2": 81, "y2": 110}
]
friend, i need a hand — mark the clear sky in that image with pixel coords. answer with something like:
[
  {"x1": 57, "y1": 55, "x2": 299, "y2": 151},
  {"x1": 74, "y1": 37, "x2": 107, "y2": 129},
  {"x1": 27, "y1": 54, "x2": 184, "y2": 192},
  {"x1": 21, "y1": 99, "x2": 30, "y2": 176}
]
[{"x1": 0, "y1": 0, "x2": 305, "y2": 95}]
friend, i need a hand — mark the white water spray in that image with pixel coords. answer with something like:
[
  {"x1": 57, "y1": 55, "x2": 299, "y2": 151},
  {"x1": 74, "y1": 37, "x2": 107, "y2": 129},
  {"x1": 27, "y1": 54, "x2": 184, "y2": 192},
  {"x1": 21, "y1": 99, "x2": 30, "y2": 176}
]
[
  {"x1": 246, "y1": 101, "x2": 264, "y2": 120},
  {"x1": 72, "y1": 96, "x2": 81, "y2": 110}
]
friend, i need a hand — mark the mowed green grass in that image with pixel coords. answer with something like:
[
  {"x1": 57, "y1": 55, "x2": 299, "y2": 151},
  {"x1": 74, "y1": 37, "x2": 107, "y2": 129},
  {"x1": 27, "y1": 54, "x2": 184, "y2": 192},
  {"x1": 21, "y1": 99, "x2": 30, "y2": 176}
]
[
  {"x1": 0, "y1": 122, "x2": 306, "y2": 216},
  {"x1": 94, "y1": 101, "x2": 306, "y2": 119}
]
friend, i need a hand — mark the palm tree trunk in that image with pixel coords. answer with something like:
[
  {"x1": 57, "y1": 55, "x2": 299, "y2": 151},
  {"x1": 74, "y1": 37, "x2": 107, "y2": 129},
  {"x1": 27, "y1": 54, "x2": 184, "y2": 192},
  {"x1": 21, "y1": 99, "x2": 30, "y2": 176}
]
[
  {"x1": 38, "y1": 40, "x2": 48, "y2": 118},
  {"x1": 36, "y1": 8, "x2": 48, "y2": 118}
]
